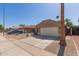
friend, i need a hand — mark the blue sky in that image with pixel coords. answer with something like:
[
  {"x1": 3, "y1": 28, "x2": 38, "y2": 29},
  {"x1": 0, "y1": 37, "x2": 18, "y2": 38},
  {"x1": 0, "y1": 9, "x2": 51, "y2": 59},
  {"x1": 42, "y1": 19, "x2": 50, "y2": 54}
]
[{"x1": 0, "y1": 3, "x2": 79, "y2": 28}]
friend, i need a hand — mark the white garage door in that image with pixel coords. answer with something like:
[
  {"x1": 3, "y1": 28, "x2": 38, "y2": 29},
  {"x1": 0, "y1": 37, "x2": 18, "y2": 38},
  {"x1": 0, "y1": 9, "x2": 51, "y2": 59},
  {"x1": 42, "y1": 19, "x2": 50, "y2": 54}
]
[{"x1": 40, "y1": 27, "x2": 59, "y2": 36}]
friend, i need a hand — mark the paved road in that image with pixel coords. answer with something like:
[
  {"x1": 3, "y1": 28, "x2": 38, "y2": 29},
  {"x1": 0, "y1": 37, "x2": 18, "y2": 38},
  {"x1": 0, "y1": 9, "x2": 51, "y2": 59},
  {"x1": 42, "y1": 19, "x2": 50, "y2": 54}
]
[{"x1": 0, "y1": 33, "x2": 55, "y2": 56}]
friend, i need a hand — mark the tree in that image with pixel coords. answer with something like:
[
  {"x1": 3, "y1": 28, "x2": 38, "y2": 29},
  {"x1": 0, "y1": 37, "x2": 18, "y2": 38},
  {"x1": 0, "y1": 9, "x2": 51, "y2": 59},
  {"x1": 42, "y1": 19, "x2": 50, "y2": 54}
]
[
  {"x1": 0, "y1": 24, "x2": 4, "y2": 31},
  {"x1": 65, "y1": 18, "x2": 73, "y2": 35},
  {"x1": 56, "y1": 16, "x2": 59, "y2": 19},
  {"x1": 65, "y1": 18, "x2": 73, "y2": 28},
  {"x1": 78, "y1": 18, "x2": 79, "y2": 22}
]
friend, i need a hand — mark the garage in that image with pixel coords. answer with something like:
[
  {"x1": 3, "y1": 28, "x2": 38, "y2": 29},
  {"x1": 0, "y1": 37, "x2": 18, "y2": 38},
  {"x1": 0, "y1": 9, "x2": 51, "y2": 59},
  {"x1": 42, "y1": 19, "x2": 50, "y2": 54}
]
[{"x1": 40, "y1": 27, "x2": 59, "y2": 36}]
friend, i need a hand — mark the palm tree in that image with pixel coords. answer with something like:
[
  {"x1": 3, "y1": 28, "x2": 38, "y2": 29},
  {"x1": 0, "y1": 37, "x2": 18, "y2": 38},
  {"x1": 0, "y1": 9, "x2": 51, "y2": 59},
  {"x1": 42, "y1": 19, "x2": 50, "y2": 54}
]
[{"x1": 56, "y1": 16, "x2": 59, "y2": 19}]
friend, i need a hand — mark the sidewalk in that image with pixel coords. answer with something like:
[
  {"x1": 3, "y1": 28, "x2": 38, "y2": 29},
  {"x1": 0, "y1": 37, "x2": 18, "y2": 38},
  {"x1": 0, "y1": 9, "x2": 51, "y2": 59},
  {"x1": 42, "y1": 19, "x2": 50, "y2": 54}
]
[{"x1": 45, "y1": 36, "x2": 78, "y2": 56}]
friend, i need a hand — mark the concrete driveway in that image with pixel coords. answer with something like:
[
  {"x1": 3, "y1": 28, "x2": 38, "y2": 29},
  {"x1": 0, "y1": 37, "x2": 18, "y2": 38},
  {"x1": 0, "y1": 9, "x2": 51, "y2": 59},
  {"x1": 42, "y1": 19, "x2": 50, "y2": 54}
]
[{"x1": 0, "y1": 33, "x2": 56, "y2": 56}]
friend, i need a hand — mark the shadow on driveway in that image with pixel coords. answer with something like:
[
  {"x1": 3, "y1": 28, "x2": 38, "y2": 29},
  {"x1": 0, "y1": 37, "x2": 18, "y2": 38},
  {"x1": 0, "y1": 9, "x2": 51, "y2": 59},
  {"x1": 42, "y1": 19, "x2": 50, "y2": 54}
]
[{"x1": 32, "y1": 35, "x2": 60, "y2": 41}]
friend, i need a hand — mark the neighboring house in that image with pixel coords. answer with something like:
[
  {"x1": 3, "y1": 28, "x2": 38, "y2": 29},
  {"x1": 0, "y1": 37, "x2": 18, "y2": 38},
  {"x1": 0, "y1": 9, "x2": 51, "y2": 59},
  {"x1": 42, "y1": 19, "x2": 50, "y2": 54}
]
[
  {"x1": 17, "y1": 25, "x2": 36, "y2": 34},
  {"x1": 36, "y1": 19, "x2": 61, "y2": 37}
]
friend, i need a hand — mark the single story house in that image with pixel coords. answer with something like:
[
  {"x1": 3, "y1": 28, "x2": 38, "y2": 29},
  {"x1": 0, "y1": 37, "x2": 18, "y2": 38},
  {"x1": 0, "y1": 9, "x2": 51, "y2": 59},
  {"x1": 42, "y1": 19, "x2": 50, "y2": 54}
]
[
  {"x1": 12, "y1": 19, "x2": 60, "y2": 37},
  {"x1": 36, "y1": 19, "x2": 61, "y2": 37}
]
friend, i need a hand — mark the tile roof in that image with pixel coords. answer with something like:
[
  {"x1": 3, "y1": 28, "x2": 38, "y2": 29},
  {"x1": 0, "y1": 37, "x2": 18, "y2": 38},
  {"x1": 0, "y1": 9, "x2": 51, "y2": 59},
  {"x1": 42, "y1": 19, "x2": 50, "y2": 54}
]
[{"x1": 36, "y1": 19, "x2": 60, "y2": 28}]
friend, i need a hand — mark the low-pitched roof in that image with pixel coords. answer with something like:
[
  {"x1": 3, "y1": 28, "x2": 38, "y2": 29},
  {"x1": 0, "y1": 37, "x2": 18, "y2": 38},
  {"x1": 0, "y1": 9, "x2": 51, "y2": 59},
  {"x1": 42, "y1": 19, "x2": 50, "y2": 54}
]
[{"x1": 36, "y1": 19, "x2": 60, "y2": 28}]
